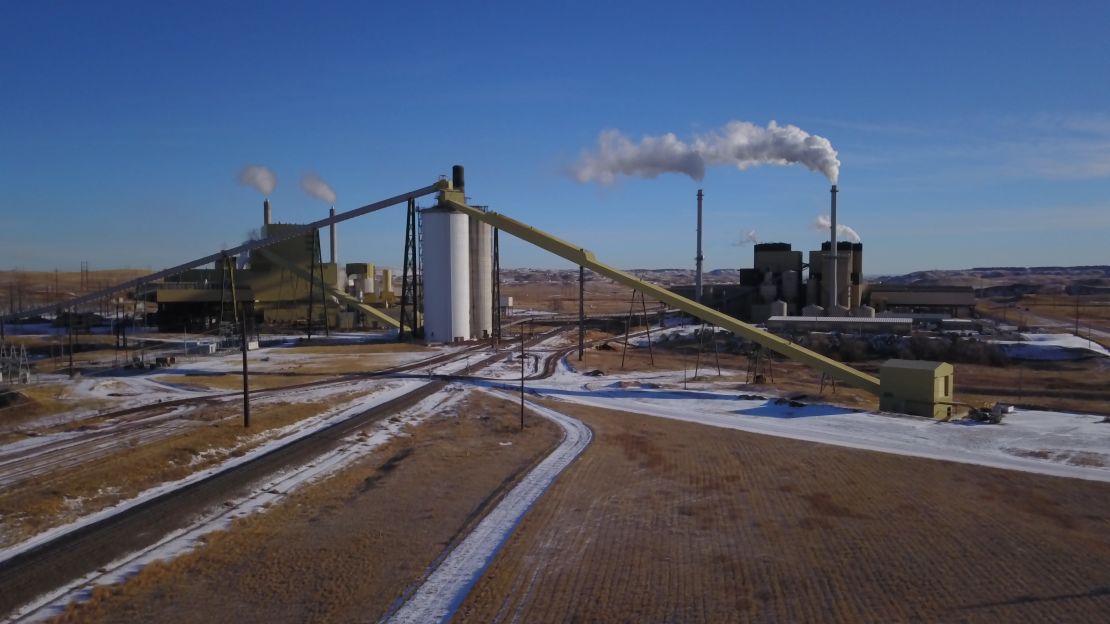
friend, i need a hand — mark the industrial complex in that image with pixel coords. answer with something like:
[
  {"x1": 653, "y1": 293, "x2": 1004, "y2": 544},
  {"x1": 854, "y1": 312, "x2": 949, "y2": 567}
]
[{"x1": 1, "y1": 165, "x2": 1107, "y2": 624}]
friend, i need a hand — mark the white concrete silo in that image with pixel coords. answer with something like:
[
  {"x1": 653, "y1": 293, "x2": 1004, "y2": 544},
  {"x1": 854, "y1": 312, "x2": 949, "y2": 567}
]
[
  {"x1": 468, "y1": 218, "x2": 493, "y2": 339},
  {"x1": 422, "y1": 207, "x2": 471, "y2": 342}
]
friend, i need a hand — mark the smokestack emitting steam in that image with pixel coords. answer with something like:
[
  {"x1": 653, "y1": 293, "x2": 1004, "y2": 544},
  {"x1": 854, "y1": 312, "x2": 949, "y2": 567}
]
[
  {"x1": 829, "y1": 185, "x2": 838, "y2": 311},
  {"x1": 299, "y1": 173, "x2": 337, "y2": 205},
  {"x1": 813, "y1": 214, "x2": 861, "y2": 243},
  {"x1": 263, "y1": 199, "x2": 272, "y2": 227},
  {"x1": 572, "y1": 120, "x2": 840, "y2": 184},
  {"x1": 695, "y1": 189, "x2": 704, "y2": 303},
  {"x1": 238, "y1": 165, "x2": 276, "y2": 195},
  {"x1": 329, "y1": 207, "x2": 337, "y2": 264}
]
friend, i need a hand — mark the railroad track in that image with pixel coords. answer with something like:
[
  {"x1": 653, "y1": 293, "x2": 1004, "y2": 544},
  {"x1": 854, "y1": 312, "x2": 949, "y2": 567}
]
[
  {"x1": 0, "y1": 331, "x2": 569, "y2": 619},
  {"x1": 0, "y1": 345, "x2": 487, "y2": 490}
]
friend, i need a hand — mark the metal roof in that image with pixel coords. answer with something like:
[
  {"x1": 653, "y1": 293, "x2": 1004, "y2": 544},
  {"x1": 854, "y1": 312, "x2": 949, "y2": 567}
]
[{"x1": 767, "y1": 316, "x2": 912, "y2": 324}]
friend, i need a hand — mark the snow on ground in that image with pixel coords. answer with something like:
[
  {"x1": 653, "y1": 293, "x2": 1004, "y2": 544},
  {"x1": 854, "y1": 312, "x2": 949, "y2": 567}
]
[
  {"x1": 387, "y1": 390, "x2": 591, "y2": 624},
  {"x1": 520, "y1": 357, "x2": 1110, "y2": 482},
  {"x1": 0, "y1": 379, "x2": 427, "y2": 567},
  {"x1": 992, "y1": 332, "x2": 1110, "y2": 360},
  {"x1": 9, "y1": 383, "x2": 465, "y2": 624}
]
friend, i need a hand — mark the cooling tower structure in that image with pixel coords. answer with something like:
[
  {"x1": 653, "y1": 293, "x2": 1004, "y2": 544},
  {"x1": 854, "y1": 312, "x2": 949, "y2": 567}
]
[
  {"x1": 468, "y1": 216, "x2": 493, "y2": 339},
  {"x1": 422, "y1": 206, "x2": 471, "y2": 342}
]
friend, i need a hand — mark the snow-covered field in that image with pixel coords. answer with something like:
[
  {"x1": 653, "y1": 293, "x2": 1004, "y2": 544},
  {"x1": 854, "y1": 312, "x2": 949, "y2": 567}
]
[
  {"x1": 992, "y1": 332, "x2": 1110, "y2": 360},
  {"x1": 521, "y1": 357, "x2": 1110, "y2": 482}
]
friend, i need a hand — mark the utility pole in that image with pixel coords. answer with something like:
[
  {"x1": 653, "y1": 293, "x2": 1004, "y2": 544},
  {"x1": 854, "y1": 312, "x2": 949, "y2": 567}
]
[
  {"x1": 578, "y1": 265, "x2": 585, "y2": 361},
  {"x1": 520, "y1": 319, "x2": 526, "y2": 431},
  {"x1": 1075, "y1": 291, "x2": 1080, "y2": 336}
]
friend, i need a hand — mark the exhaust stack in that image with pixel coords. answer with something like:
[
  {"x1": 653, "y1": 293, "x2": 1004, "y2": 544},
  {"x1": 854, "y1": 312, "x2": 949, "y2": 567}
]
[
  {"x1": 263, "y1": 199, "x2": 272, "y2": 227},
  {"x1": 828, "y1": 184, "x2": 838, "y2": 312},
  {"x1": 695, "y1": 189, "x2": 704, "y2": 304},
  {"x1": 329, "y1": 207, "x2": 336, "y2": 264}
]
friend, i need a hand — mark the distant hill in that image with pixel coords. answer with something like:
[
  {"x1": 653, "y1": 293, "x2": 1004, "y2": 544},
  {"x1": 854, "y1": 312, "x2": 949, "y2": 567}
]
[{"x1": 873, "y1": 266, "x2": 1110, "y2": 297}]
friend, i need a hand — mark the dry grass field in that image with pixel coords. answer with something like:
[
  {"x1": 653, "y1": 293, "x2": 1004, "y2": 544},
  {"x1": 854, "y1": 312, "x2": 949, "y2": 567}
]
[
  {"x1": 52, "y1": 392, "x2": 560, "y2": 624},
  {"x1": 0, "y1": 269, "x2": 149, "y2": 314},
  {"x1": 454, "y1": 400, "x2": 1110, "y2": 623},
  {"x1": 0, "y1": 393, "x2": 365, "y2": 548}
]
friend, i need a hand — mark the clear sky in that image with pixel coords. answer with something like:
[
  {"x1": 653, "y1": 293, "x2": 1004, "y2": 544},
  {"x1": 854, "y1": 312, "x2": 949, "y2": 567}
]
[{"x1": 2, "y1": 1, "x2": 1108, "y2": 276}]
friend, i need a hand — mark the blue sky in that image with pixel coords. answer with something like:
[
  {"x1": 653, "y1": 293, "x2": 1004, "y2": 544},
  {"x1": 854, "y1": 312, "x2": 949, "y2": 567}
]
[{"x1": 2, "y1": 1, "x2": 1108, "y2": 275}]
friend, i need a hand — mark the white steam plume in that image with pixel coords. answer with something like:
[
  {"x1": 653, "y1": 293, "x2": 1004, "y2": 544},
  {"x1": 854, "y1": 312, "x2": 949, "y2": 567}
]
[
  {"x1": 814, "y1": 215, "x2": 861, "y2": 243},
  {"x1": 300, "y1": 172, "x2": 337, "y2": 205},
  {"x1": 572, "y1": 120, "x2": 840, "y2": 184},
  {"x1": 238, "y1": 165, "x2": 276, "y2": 195},
  {"x1": 731, "y1": 229, "x2": 759, "y2": 247}
]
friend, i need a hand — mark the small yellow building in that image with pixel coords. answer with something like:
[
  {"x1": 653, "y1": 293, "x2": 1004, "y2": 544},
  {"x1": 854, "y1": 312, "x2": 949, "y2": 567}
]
[{"x1": 879, "y1": 359, "x2": 955, "y2": 420}]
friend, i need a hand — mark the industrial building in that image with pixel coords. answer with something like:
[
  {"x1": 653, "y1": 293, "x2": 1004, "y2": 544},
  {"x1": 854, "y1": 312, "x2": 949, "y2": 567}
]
[
  {"x1": 878, "y1": 359, "x2": 956, "y2": 420},
  {"x1": 673, "y1": 241, "x2": 867, "y2": 323},
  {"x1": 152, "y1": 200, "x2": 399, "y2": 331},
  {"x1": 868, "y1": 285, "x2": 976, "y2": 318}
]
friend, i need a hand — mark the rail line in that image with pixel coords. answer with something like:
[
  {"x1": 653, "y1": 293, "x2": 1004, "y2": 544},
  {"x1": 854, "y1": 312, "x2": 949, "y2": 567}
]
[{"x1": 0, "y1": 330, "x2": 568, "y2": 619}]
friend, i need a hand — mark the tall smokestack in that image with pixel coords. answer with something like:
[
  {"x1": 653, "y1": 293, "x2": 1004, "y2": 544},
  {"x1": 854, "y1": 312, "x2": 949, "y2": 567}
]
[
  {"x1": 329, "y1": 207, "x2": 337, "y2": 264},
  {"x1": 263, "y1": 199, "x2": 272, "y2": 227},
  {"x1": 452, "y1": 164, "x2": 465, "y2": 191},
  {"x1": 695, "y1": 189, "x2": 704, "y2": 304},
  {"x1": 828, "y1": 185, "x2": 838, "y2": 312}
]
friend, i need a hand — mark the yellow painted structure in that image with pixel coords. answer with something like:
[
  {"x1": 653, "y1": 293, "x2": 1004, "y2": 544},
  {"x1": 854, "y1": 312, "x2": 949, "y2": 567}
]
[
  {"x1": 878, "y1": 359, "x2": 955, "y2": 420},
  {"x1": 441, "y1": 189, "x2": 893, "y2": 394}
]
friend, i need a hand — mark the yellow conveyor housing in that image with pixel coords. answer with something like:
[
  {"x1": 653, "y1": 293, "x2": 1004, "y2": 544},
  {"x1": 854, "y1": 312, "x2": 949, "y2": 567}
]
[{"x1": 441, "y1": 189, "x2": 882, "y2": 395}]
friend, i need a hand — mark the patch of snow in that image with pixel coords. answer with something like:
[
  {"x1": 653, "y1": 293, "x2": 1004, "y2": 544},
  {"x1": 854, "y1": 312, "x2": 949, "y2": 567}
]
[{"x1": 387, "y1": 391, "x2": 591, "y2": 624}]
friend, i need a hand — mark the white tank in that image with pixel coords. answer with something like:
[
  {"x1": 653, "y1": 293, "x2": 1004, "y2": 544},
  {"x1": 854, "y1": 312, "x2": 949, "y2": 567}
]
[
  {"x1": 468, "y1": 219, "x2": 493, "y2": 339},
  {"x1": 422, "y1": 207, "x2": 471, "y2": 342},
  {"x1": 361, "y1": 276, "x2": 375, "y2": 297},
  {"x1": 769, "y1": 300, "x2": 788, "y2": 317},
  {"x1": 853, "y1": 304, "x2": 876, "y2": 318}
]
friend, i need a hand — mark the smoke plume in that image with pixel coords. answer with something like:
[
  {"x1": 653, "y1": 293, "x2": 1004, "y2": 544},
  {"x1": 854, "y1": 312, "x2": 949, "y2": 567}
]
[
  {"x1": 814, "y1": 215, "x2": 861, "y2": 243},
  {"x1": 572, "y1": 120, "x2": 840, "y2": 184},
  {"x1": 238, "y1": 165, "x2": 276, "y2": 195},
  {"x1": 300, "y1": 172, "x2": 337, "y2": 205},
  {"x1": 731, "y1": 229, "x2": 759, "y2": 247}
]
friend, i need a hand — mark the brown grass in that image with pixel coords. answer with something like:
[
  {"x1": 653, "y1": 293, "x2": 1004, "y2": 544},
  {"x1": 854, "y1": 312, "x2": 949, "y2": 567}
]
[
  {"x1": 0, "y1": 394, "x2": 362, "y2": 548},
  {"x1": 51, "y1": 392, "x2": 561, "y2": 624},
  {"x1": 453, "y1": 400, "x2": 1110, "y2": 623}
]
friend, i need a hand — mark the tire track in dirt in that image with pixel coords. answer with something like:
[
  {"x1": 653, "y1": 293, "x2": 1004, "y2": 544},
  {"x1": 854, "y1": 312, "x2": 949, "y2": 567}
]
[{"x1": 385, "y1": 392, "x2": 591, "y2": 624}]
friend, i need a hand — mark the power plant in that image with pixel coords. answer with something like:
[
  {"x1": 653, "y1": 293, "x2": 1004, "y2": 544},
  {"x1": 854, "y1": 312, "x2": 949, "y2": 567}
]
[{"x1": 1, "y1": 165, "x2": 966, "y2": 420}]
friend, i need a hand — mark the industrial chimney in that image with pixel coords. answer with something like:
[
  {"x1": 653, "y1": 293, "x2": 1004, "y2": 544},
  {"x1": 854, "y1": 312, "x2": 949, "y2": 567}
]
[
  {"x1": 828, "y1": 185, "x2": 838, "y2": 312},
  {"x1": 263, "y1": 199, "x2": 272, "y2": 227},
  {"x1": 695, "y1": 189, "x2": 704, "y2": 304},
  {"x1": 329, "y1": 207, "x2": 337, "y2": 264},
  {"x1": 452, "y1": 164, "x2": 465, "y2": 191}
]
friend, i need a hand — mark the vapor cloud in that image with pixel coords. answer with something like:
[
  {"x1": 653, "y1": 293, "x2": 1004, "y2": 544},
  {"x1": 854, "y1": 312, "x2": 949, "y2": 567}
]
[
  {"x1": 572, "y1": 120, "x2": 840, "y2": 184},
  {"x1": 731, "y1": 229, "x2": 759, "y2": 247},
  {"x1": 238, "y1": 165, "x2": 276, "y2": 195},
  {"x1": 814, "y1": 215, "x2": 861, "y2": 243},
  {"x1": 300, "y1": 172, "x2": 337, "y2": 205}
]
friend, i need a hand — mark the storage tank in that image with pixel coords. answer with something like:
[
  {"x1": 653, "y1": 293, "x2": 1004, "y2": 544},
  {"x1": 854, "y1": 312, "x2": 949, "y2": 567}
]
[
  {"x1": 802, "y1": 304, "x2": 825, "y2": 317},
  {"x1": 381, "y1": 269, "x2": 395, "y2": 297},
  {"x1": 421, "y1": 207, "x2": 471, "y2": 342},
  {"x1": 782, "y1": 270, "x2": 800, "y2": 303},
  {"x1": 853, "y1": 305, "x2": 876, "y2": 318},
  {"x1": 769, "y1": 300, "x2": 788, "y2": 317},
  {"x1": 759, "y1": 273, "x2": 777, "y2": 303},
  {"x1": 468, "y1": 218, "x2": 493, "y2": 339}
]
